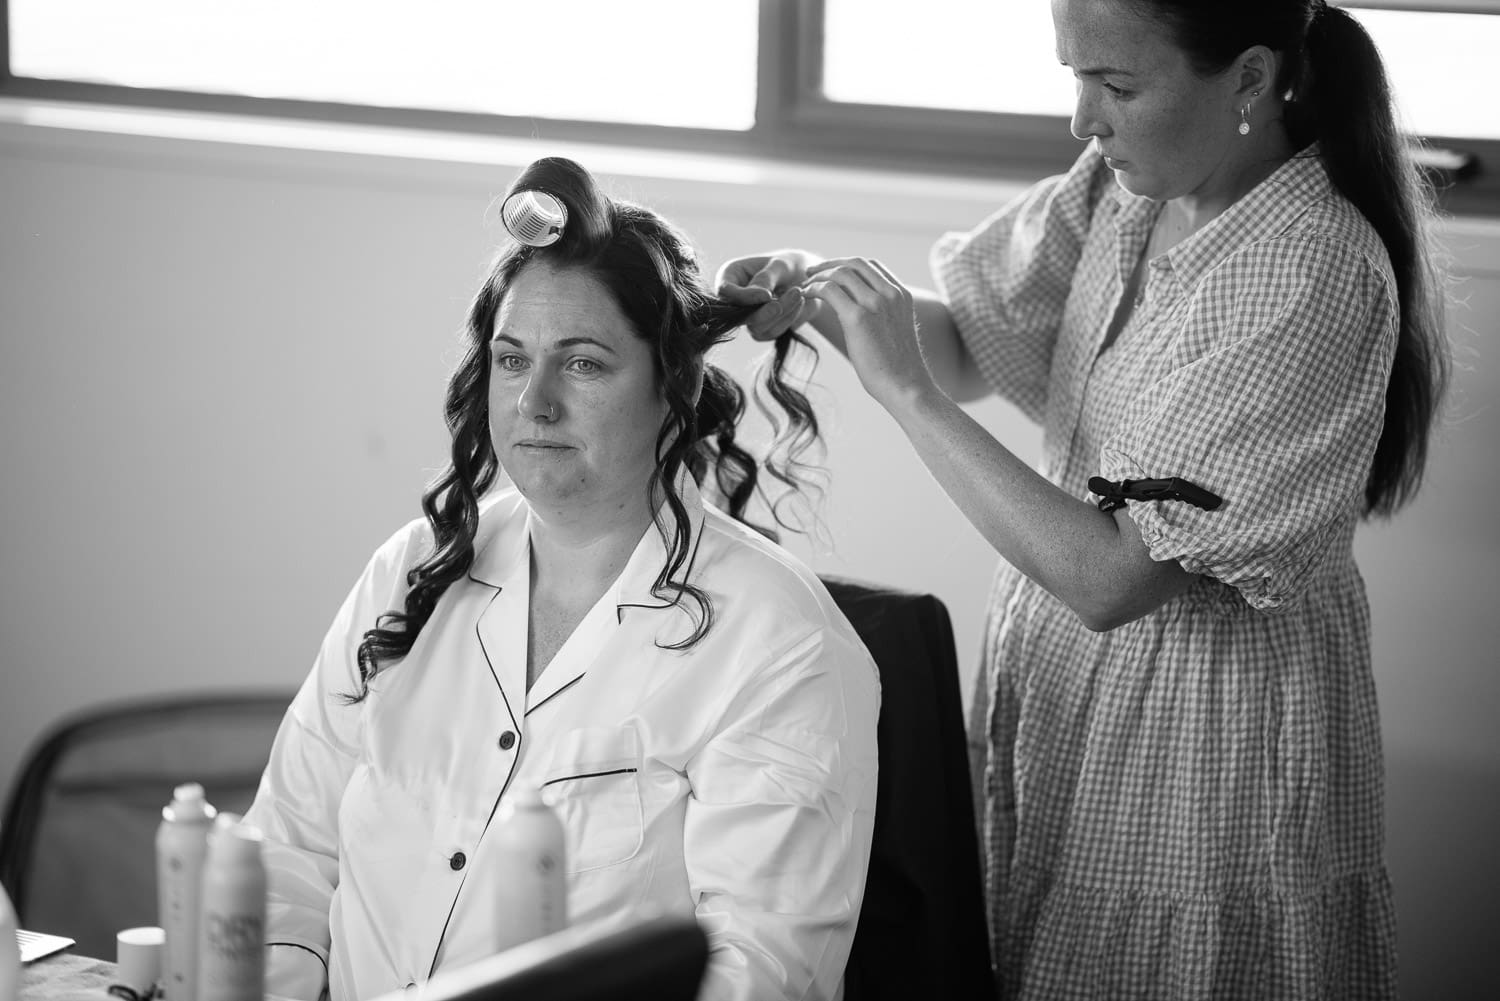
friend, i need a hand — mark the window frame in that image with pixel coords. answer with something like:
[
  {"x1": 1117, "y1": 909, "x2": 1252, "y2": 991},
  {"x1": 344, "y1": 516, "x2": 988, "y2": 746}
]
[{"x1": 1, "y1": 0, "x2": 1495, "y2": 213}]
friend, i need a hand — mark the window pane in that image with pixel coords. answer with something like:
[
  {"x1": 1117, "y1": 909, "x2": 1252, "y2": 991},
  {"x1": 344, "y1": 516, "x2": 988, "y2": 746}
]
[
  {"x1": 822, "y1": 2, "x2": 1499, "y2": 141},
  {"x1": 1351, "y1": 9, "x2": 1500, "y2": 139},
  {"x1": 823, "y1": 0, "x2": 1073, "y2": 117},
  {"x1": 8, "y1": 0, "x2": 758, "y2": 131}
]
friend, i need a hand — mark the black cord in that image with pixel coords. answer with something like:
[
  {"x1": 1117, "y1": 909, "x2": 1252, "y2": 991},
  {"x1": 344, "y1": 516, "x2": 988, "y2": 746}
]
[{"x1": 108, "y1": 984, "x2": 158, "y2": 1001}]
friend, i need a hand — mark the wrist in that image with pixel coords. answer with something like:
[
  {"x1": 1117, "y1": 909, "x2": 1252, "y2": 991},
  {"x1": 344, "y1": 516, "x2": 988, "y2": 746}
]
[{"x1": 879, "y1": 376, "x2": 950, "y2": 430}]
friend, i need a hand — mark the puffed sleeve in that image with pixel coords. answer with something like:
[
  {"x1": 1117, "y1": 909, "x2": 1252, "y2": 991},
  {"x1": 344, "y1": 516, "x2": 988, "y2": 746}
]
[
  {"x1": 683, "y1": 624, "x2": 880, "y2": 1001},
  {"x1": 1097, "y1": 233, "x2": 1399, "y2": 610},
  {"x1": 242, "y1": 520, "x2": 430, "y2": 1001},
  {"x1": 930, "y1": 147, "x2": 1114, "y2": 420}
]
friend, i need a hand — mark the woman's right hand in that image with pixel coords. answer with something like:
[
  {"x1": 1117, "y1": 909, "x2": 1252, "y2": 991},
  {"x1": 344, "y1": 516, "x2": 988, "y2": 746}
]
[{"x1": 715, "y1": 250, "x2": 825, "y2": 342}]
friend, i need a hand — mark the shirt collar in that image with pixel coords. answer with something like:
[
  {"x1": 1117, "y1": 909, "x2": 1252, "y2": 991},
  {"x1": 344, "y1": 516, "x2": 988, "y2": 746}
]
[
  {"x1": 1112, "y1": 143, "x2": 1331, "y2": 294},
  {"x1": 466, "y1": 474, "x2": 709, "y2": 617}
]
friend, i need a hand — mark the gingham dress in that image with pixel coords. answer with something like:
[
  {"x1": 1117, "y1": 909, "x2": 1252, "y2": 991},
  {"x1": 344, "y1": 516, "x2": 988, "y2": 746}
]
[{"x1": 931, "y1": 146, "x2": 1401, "y2": 1000}]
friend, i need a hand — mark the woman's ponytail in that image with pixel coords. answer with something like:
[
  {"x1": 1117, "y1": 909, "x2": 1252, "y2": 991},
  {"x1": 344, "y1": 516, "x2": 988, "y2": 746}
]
[
  {"x1": 1291, "y1": 3, "x2": 1448, "y2": 515},
  {"x1": 1149, "y1": 0, "x2": 1450, "y2": 516}
]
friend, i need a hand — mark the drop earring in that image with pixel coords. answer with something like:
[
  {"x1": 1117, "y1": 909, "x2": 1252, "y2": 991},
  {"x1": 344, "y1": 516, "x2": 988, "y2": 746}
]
[{"x1": 1238, "y1": 89, "x2": 1260, "y2": 136}]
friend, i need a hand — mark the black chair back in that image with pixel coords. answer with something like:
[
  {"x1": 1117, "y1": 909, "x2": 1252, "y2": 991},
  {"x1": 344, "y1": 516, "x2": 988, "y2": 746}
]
[
  {"x1": 823, "y1": 576, "x2": 994, "y2": 1000},
  {"x1": 0, "y1": 692, "x2": 292, "y2": 958}
]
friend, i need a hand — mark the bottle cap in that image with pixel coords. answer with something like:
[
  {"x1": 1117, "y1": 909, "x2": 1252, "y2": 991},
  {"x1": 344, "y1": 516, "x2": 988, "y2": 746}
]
[
  {"x1": 116, "y1": 926, "x2": 165, "y2": 994},
  {"x1": 163, "y1": 782, "x2": 217, "y2": 823}
]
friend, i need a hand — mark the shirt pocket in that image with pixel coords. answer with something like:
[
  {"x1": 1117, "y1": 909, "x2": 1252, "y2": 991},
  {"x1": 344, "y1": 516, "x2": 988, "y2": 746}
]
[{"x1": 540, "y1": 726, "x2": 645, "y2": 874}]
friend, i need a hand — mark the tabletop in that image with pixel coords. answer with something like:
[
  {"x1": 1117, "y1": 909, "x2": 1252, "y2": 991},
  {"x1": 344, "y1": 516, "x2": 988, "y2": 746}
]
[{"x1": 20, "y1": 951, "x2": 118, "y2": 1001}]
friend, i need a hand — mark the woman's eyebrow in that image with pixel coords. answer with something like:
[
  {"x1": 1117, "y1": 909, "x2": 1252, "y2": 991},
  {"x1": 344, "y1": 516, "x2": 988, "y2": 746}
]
[
  {"x1": 1069, "y1": 64, "x2": 1136, "y2": 77},
  {"x1": 490, "y1": 332, "x2": 619, "y2": 355},
  {"x1": 1058, "y1": 56, "x2": 1136, "y2": 77}
]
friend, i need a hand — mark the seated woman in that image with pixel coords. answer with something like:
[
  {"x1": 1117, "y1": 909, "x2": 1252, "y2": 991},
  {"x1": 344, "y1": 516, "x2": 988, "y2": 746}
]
[{"x1": 243, "y1": 157, "x2": 881, "y2": 1001}]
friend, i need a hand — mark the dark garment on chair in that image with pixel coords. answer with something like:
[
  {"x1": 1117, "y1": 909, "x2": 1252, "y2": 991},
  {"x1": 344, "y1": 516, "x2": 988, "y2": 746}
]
[
  {"x1": 823, "y1": 576, "x2": 994, "y2": 1001},
  {"x1": 0, "y1": 692, "x2": 293, "y2": 959}
]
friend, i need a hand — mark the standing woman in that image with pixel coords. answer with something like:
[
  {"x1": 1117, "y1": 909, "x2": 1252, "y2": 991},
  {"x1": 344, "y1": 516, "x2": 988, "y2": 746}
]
[{"x1": 718, "y1": 0, "x2": 1447, "y2": 997}]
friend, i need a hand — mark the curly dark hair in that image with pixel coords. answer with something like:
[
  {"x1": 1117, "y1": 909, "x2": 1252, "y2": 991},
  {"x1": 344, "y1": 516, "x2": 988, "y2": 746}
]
[{"x1": 347, "y1": 157, "x2": 821, "y2": 701}]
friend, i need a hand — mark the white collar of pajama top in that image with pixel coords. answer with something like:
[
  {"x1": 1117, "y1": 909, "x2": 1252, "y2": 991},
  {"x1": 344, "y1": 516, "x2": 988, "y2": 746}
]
[{"x1": 246, "y1": 474, "x2": 881, "y2": 1001}]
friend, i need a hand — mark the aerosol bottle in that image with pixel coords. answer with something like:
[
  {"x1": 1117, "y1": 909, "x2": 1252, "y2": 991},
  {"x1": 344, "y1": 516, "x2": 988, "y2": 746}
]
[
  {"x1": 491, "y1": 788, "x2": 567, "y2": 953},
  {"x1": 196, "y1": 820, "x2": 266, "y2": 1001},
  {"x1": 156, "y1": 783, "x2": 217, "y2": 1001}
]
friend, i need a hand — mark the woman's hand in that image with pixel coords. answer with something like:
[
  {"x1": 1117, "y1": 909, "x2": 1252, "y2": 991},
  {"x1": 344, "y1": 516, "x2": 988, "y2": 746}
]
[
  {"x1": 802, "y1": 257, "x2": 936, "y2": 410},
  {"x1": 715, "y1": 250, "x2": 824, "y2": 342}
]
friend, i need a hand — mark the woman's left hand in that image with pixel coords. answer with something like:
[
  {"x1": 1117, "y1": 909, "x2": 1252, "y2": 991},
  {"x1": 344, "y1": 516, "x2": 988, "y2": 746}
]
[{"x1": 803, "y1": 257, "x2": 936, "y2": 410}]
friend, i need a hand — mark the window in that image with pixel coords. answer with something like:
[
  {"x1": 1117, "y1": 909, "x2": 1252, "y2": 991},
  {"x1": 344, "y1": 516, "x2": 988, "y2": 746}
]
[
  {"x1": 5, "y1": 0, "x2": 759, "y2": 130},
  {"x1": 822, "y1": 0, "x2": 1500, "y2": 142},
  {"x1": 3, "y1": 0, "x2": 1496, "y2": 209}
]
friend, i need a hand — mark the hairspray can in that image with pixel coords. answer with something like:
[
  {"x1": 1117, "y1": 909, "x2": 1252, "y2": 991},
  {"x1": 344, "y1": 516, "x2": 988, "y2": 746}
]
[
  {"x1": 491, "y1": 787, "x2": 567, "y2": 953},
  {"x1": 156, "y1": 782, "x2": 217, "y2": 1001},
  {"x1": 196, "y1": 821, "x2": 266, "y2": 1001}
]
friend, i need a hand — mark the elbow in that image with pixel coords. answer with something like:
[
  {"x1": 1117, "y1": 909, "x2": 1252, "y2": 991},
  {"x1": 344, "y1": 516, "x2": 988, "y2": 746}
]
[
  {"x1": 1073, "y1": 602, "x2": 1128, "y2": 633},
  {"x1": 1067, "y1": 587, "x2": 1156, "y2": 633},
  {"x1": 1075, "y1": 607, "x2": 1132, "y2": 633},
  {"x1": 1068, "y1": 577, "x2": 1186, "y2": 632}
]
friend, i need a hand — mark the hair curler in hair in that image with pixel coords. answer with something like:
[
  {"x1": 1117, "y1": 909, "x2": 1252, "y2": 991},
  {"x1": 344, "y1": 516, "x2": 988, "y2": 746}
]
[
  {"x1": 500, "y1": 189, "x2": 569, "y2": 248},
  {"x1": 499, "y1": 157, "x2": 613, "y2": 255}
]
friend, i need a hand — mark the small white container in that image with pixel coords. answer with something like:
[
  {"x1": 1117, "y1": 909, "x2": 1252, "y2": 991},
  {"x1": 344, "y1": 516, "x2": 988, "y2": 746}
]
[
  {"x1": 1, "y1": 881, "x2": 20, "y2": 1001},
  {"x1": 116, "y1": 926, "x2": 166, "y2": 997},
  {"x1": 490, "y1": 787, "x2": 567, "y2": 953},
  {"x1": 156, "y1": 783, "x2": 217, "y2": 1001},
  {"x1": 196, "y1": 821, "x2": 266, "y2": 1001}
]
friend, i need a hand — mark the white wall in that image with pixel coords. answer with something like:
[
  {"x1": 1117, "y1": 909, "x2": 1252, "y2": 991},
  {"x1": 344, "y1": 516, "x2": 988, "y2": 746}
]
[{"x1": 1, "y1": 100, "x2": 1497, "y2": 996}]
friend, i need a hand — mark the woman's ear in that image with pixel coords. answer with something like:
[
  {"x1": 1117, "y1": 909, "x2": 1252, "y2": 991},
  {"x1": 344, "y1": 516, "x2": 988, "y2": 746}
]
[{"x1": 1233, "y1": 44, "x2": 1281, "y2": 102}]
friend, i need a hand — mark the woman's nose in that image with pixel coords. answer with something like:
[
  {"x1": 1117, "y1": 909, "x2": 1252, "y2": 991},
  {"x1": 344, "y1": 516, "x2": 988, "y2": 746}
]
[
  {"x1": 1069, "y1": 85, "x2": 1108, "y2": 141},
  {"x1": 517, "y1": 375, "x2": 558, "y2": 422}
]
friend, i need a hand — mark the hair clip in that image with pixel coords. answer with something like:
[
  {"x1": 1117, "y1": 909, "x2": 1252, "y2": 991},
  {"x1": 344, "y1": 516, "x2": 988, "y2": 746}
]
[
  {"x1": 1088, "y1": 475, "x2": 1223, "y2": 513},
  {"x1": 500, "y1": 188, "x2": 568, "y2": 247}
]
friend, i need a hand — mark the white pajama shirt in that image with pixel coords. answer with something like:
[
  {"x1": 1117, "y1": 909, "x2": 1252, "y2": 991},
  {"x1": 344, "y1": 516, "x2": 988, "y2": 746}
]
[{"x1": 244, "y1": 480, "x2": 880, "y2": 1001}]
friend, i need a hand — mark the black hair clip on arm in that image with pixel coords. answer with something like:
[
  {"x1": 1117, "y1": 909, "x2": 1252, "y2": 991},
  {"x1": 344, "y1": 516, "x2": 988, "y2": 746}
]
[{"x1": 1087, "y1": 476, "x2": 1223, "y2": 513}]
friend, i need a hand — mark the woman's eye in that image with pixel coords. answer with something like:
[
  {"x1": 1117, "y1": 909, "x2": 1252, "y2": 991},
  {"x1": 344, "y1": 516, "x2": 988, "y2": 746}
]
[
  {"x1": 567, "y1": 357, "x2": 602, "y2": 375},
  {"x1": 494, "y1": 353, "x2": 526, "y2": 372}
]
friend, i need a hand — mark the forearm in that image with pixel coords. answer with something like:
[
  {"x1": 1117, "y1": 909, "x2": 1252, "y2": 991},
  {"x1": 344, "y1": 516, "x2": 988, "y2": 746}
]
[
  {"x1": 886, "y1": 384, "x2": 1193, "y2": 630},
  {"x1": 804, "y1": 289, "x2": 987, "y2": 403},
  {"x1": 910, "y1": 291, "x2": 991, "y2": 403}
]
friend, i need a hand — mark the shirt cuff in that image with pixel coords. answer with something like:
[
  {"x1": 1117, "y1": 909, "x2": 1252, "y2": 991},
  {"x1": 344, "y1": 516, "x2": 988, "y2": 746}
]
[{"x1": 265, "y1": 942, "x2": 329, "y2": 1001}]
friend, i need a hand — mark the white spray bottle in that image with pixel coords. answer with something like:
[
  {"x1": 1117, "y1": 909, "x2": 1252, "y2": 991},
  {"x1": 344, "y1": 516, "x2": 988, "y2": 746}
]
[
  {"x1": 196, "y1": 820, "x2": 266, "y2": 1001},
  {"x1": 156, "y1": 782, "x2": 217, "y2": 1001},
  {"x1": 491, "y1": 787, "x2": 567, "y2": 953}
]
